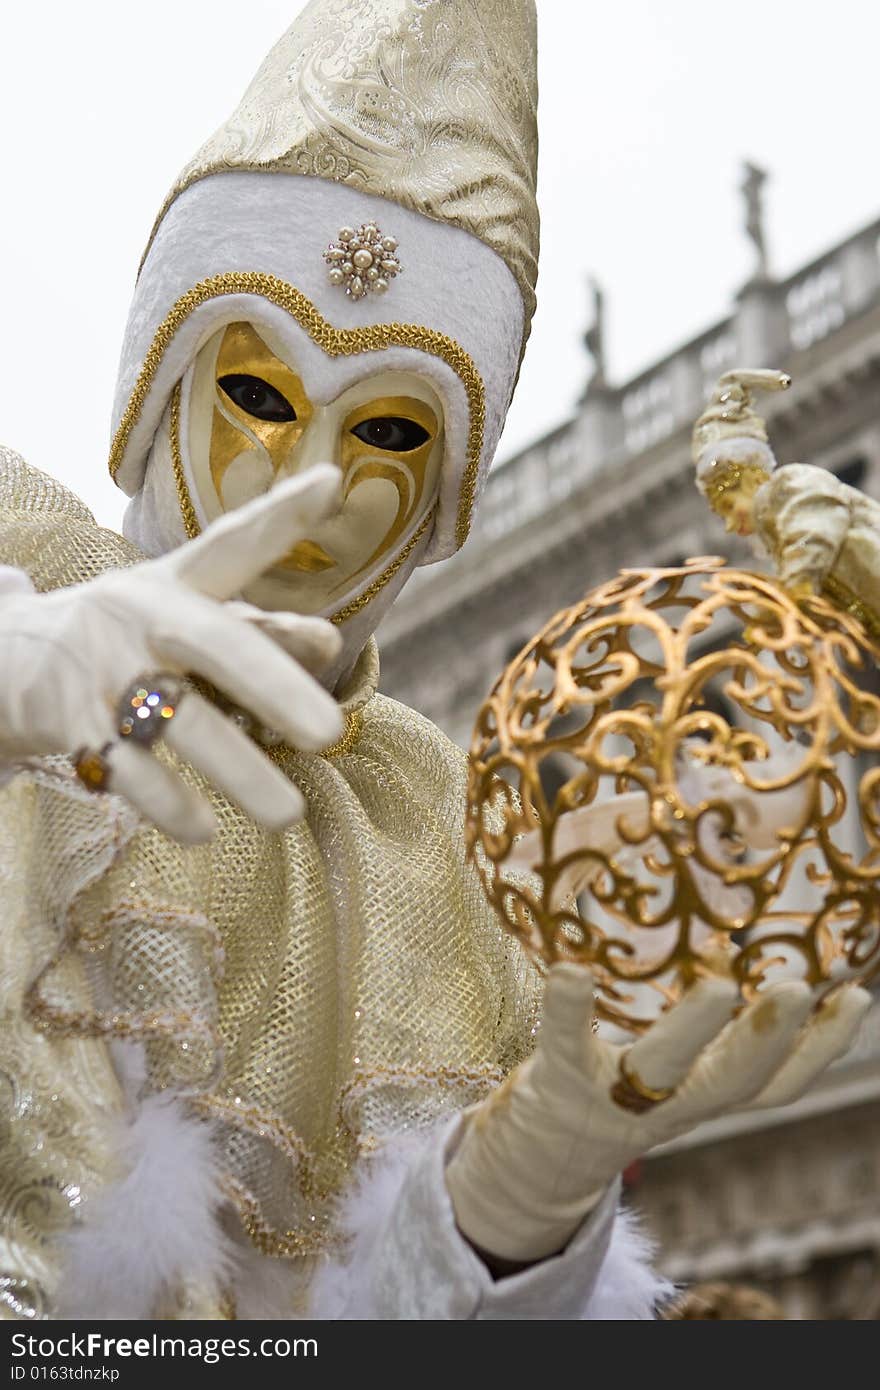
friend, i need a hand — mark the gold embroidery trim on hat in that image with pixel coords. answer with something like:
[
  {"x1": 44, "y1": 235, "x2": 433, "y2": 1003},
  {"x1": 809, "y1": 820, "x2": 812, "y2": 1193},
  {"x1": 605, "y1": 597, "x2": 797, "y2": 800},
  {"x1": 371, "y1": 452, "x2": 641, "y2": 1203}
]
[
  {"x1": 169, "y1": 382, "x2": 200, "y2": 540},
  {"x1": 110, "y1": 271, "x2": 485, "y2": 550}
]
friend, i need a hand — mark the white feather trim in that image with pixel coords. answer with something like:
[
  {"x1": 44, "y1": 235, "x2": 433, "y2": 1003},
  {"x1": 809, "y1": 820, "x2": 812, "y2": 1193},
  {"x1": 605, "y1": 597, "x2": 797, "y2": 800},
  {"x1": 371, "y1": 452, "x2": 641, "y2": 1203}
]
[
  {"x1": 54, "y1": 1094, "x2": 670, "y2": 1319},
  {"x1": 309, "y1": 1135, "x2": 425, "y2": 1320},
  {"x1": 56, "y1": 1094, "x2": 233, "y2": 1321},
  {"x1": 0, "y1": 564, "x2": 35, "y2": 597},
  {"x1": 581, "y1": 1206, "x2": 674, "y2": 1320},
  {"x1": 227, "y1": 1243, "x2": 308, "y2": 1322},
  {"x1": 310, "y1": 1131, "x2": 671, "y2": 1320}
]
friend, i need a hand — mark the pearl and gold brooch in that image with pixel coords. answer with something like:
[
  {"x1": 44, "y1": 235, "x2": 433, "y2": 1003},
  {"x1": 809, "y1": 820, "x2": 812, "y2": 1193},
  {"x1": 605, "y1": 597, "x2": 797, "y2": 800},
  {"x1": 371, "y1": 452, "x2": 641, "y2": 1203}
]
[{"x1": 323, "y1": 224, "x2": 401, "y2": 300}]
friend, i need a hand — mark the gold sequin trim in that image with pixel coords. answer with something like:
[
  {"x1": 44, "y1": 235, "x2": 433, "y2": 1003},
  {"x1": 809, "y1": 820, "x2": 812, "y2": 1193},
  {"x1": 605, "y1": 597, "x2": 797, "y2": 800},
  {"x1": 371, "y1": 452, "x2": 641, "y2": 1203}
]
[
  {"x1": 220, "y1": 1175, "x2": 341, "y2": 1259},
  {"x1": 23, "y1": 897, "x2": 223, "y2": 1060},
  {"x1": 77, "y1": 897, "x2": 223, "y2": 959},
  {"x1": 339, "y1": 1062, "x2": 504, "y2": 1151},
  {"x1": 320, "y1": 707, "x2": 365, "y2": 759},
  {"x1": 822, "y1": 571, "x2": 880, "y2": 642},
  {"x1": 191, "y1": 1094, "x2": 311, "y2": 1171},
  {"x1": 110, "y1": 271, "x2": 486, "y2": 551},
  {"x1": 703, "y1": 460, "x2": 771, "y2": 510},
  {"x1": 0, "y1": 1276, "x2": 48, "y2": 1321},
  {"x1": 25, "y1": 986, "x2": 209, "y2": 1046},
  {"x1": 214, "y1": 1063, "x2": 506, "y2": 1257},
  {"x1": 341, "y1": 1062, "x2": 505, "y2": 1097}
]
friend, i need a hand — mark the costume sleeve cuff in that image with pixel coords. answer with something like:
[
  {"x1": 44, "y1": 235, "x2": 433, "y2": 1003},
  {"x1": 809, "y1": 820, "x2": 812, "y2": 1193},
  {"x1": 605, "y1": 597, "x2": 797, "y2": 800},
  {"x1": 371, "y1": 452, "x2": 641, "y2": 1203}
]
[{"x1": 310, "y1": 1115, "x2": 670, "y2": 1320}]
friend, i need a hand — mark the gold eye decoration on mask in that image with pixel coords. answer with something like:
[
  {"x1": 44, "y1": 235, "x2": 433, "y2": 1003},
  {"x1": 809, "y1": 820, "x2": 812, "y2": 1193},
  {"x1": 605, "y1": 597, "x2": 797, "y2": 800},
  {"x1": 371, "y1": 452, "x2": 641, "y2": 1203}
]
[
  {"x1": 198, "y1": 326, "x2": 444, "y2": 605},
  {"x1": 338, "y1": 395, "x2": 440, "y2": 578},
  {"x1": 349, "y1": 417, "x2": 430, "y2": 452},
  {"x1": 209, "y1": 323, "x2": 313, "y2": 506},
  {"x1": 218, "y1": 374, "x2": 298, "y2": 423}
]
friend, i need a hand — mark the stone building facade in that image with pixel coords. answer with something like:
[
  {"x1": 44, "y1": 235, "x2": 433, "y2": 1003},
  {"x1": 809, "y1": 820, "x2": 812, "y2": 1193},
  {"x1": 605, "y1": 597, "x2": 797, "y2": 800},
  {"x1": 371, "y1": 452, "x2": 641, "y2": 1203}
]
[{"x1": 377, "y1": 202, "x2": 880, "y2": 1317}]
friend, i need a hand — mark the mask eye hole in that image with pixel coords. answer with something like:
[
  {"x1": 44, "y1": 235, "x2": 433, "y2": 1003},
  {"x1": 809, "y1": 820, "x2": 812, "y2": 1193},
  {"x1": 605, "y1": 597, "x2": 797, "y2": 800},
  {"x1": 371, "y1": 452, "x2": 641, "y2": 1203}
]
[
  {"x1": 218, "y1": 374, "x2": 297, "y2": 422},
  {"x1": 350, "y1": 417, "x2": 430, "y2": 453}
]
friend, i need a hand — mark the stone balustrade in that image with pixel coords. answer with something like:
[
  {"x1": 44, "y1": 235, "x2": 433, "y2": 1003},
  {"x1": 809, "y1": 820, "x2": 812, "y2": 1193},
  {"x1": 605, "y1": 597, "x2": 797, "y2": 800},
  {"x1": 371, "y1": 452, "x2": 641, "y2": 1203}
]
[{"x1": 470, "y1": 215, "x2": 880, "y2": 550}]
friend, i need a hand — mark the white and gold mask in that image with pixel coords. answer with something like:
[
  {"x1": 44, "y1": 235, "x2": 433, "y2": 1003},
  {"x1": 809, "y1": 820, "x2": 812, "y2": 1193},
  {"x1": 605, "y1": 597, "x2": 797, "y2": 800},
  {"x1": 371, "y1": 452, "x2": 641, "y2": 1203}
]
[
  {"x1": 185, "y1": 321, "x2": 444, "y2": 616},
  {"x1": 112, "y1": 1, "x2": 537, "y2": 567},
  {"x1": 116, "y1": 0, "x2": 539, "y2": 686}
]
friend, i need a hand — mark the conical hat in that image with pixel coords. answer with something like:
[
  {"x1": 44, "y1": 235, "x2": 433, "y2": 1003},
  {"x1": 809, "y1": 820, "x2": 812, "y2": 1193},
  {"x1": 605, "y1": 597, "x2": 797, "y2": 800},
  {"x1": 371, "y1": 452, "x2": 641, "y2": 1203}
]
[
  {"x1": 110, "y1": 0, "x2": 539, "y2": 563},
  {"x1": 152, "y1": 0, "x2": 538, "y2": 338}
]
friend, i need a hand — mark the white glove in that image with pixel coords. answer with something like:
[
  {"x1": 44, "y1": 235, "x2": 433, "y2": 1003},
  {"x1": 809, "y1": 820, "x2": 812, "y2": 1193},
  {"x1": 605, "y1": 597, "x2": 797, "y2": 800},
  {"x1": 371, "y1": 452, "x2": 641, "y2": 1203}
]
[
  {"x1": 0, "y1": 465, "x2": 345, "y2": 841},
  {"x1": 446, "y1": 965, "x2": 870, "y2": 1263}
]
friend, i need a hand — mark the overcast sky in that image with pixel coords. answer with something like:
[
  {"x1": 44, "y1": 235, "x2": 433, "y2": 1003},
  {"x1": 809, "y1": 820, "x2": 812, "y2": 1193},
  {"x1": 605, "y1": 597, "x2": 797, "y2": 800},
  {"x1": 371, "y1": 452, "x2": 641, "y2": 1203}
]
[{"x1": 1, "y1": 1, "x2": 878, "y2": 528}]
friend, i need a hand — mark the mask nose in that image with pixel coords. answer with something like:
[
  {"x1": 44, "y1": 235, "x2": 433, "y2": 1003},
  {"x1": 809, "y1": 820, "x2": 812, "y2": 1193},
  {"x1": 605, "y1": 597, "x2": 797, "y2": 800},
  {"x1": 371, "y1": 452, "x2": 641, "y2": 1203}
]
[{"x1": 276, "y1": 407, "x2": 341, "y2": 481}]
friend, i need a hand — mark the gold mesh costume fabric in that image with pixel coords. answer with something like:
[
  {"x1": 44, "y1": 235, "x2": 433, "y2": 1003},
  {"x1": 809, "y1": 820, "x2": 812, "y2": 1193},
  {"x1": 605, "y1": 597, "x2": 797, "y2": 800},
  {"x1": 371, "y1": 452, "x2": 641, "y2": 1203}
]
[
  {"x1": 149, "y1": 0, "x2": 540, "y2": 342},
  {"x1": 0, "y1": 447, "x2": 539, "y2": 1316}
]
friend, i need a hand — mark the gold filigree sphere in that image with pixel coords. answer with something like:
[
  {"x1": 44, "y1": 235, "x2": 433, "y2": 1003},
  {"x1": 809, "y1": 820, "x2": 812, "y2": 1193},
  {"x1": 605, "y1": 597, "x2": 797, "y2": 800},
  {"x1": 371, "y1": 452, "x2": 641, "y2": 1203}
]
[{"x1": 466, "y1": 558, "x2": 880, "y2": 1034}]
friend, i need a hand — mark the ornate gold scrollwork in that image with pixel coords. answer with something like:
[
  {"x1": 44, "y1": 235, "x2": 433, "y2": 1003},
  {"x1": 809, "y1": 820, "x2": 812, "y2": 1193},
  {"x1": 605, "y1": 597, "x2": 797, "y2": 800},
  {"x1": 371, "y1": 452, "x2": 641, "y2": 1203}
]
[{"x1": 466, "y1": 558, "x2": 880, "y2": 1034}]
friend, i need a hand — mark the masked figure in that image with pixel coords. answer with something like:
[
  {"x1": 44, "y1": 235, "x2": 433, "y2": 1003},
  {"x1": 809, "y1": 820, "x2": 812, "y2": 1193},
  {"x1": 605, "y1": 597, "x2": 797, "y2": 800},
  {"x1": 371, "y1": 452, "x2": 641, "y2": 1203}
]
[
  {"x1": 694, "y1": 367, "x2": 880, "y2": 639},
  {"x1": 0, "y1": 2, "x2": 869, "y2": 1322}
]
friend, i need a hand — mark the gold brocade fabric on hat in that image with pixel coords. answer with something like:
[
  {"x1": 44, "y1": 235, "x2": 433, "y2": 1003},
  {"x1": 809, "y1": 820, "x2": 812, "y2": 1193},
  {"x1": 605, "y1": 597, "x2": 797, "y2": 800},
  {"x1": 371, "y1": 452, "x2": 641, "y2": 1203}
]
[
  {"x1": 149, "y1": 0, "x2": 540, "y2": 338},
  {"x1": 0, "y1": 449, "x2": 539, "y2": 1312}
]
